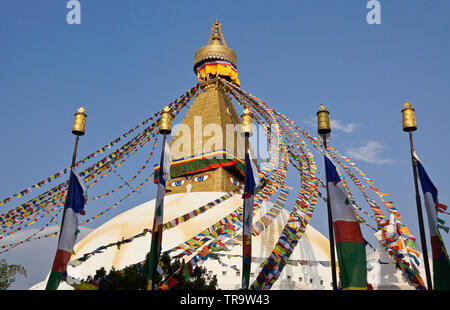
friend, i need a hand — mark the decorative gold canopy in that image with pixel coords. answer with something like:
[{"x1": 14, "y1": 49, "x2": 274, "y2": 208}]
[{"x1": 193, "y1": 19, "x2": 237, "y2": 71}]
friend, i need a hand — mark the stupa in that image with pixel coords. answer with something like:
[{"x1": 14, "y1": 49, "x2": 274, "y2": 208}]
[{"x1": 30, "y1": 20, "x2": 335, "y2": 290}]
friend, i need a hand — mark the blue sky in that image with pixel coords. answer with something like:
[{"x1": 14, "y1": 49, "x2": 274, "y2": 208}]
[{"x1": 0, "y1": 0, "x2": 449, "y2": 289}]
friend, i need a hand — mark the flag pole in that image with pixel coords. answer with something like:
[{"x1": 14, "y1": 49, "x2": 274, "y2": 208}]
[
  {"x1": 402, "y1": 102, "x2": 433, "y2": 290},
  {"x1": 241, "y1": 108, "x2": 253, "y2": 289},
  {"x1": 46, "y1": 106, "x2": 87, "y2": 290},
  {"x1": 59, "y1": 108, "x2": 87, "y2": 241},
  {"x1": 147, "y1": 106, "x2": 173, "y2": 290},
  {"x1": 317, "y1": 105, "x2": 338, "y2": 290},
  {"x1": 56, "y1": 136, "x2": 79, "y2": 244}
]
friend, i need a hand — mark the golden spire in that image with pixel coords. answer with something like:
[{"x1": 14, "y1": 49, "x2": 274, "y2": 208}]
[
  {"x1": 193, "y1": 20, "x2": 237, "y2": 71},
  {"x1": 208, "y1": 19, "x2": 228, "y2": 47}
]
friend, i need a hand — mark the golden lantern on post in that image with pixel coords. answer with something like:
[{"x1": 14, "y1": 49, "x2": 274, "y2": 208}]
[
  {"x1": 241, "y1": 108, "x2": 253, "y2": 135},
  {"x1": 401, "y1": 101, "x2": 433, "y2": 289},
  {"x1": 316, "y1": 104, "x2": 338, "y2": 291},
  {"x1": 147, "y1": 106, "x2": 174, "y2": 290},
  {"x1": 46, "y1": 106, "x2": 88, "y2": 290},
  {"x1": 68, "y1": 106, "x2": 87, "y2": 198},
  {"x1": 402, "y1": 102, "x2": 417, "y2": 132},
  {"x1": 240, "y1": 107, "x2": 253, "y2": 289},
  {"x1": 72, "y1": 106, "x2": 87, "y2": 136},
  {"x1": 317, "y1": 104, "x2": 331, "y2": 135},
  {"x1": 159, "y1": 106, "x2": 173, "y2": 135},
  {"x1": 69, "y1": 106, "x2": 87, "y2": 166}
]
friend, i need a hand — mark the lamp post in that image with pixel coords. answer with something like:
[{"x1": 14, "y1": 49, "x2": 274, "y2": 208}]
[
  {"x1": 46, "y1": 107, "x2": 87, "y2": 290},
  {"x1": 59, "y1": 107, "x2": 87, "y2": 243},
  {"x1": 317, "y1": 104, "x2": 338, "y2": 290},
  {"x1": 402, "y1": 102, "x2": 433, "y2": 290},
  {"x1": 241, "y1": 107, "x2": 253, "y2": 289},
  {"x1": 147, "y1": 106, "x2": 173, "y2": 290}
]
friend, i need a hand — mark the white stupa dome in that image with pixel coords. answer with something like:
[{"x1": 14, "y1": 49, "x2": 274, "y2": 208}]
[{"x1": 30, "y1": 191, "x2": 334, "y2": 290}]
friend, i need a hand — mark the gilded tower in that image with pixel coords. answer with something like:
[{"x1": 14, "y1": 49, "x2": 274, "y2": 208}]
[{"x1": 162, "y1": 20, "x2": 247, "y2": 195}]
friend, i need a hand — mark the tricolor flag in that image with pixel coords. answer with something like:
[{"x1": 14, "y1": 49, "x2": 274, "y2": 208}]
[
  {"x1": 46, "y1": 169, "x2": 87, "y2": 290},
  {"x1": 147, "y1": 138, "x2": 171, "y2": 290},
  {"x1": 242, "y1": 151, "x2": 260, "y2": 289},
  {"x1": 325, "y1": 156, "x2": 367, "y2": 290},
  {"x1": 416, "y1": 159, "x2": 450, "y2": 290}
]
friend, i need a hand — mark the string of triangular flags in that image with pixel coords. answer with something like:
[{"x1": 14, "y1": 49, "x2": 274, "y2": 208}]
[{"x1": 0, "y1": 86, "x2": 199, "y2": 253}]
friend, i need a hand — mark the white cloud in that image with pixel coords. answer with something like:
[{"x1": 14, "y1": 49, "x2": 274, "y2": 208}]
[
  {"x1": 346, "y1": 141, "x2": 394, "y2": 165},
  {"x1": 305, "y1": 117, "x2": 358, "y2": 133},
  {"x1": 330, "y1": 120, "x2": 359, "y2": 133}
]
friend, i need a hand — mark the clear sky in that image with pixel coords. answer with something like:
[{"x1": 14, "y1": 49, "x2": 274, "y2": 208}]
[{"x1": 0, "y1": 0, "x2": 449, "y2": 289}]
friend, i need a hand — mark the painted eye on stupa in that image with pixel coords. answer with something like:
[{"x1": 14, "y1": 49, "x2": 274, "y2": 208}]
[
  {"x1": 193, "y1": 175, "x2": 210, "y2": 183},
  {"x1": 229, "y1": 177, "x2": 240, "y2": 186},
  {"x1": 170, "y1": 179, "x2": 186, "y2": 187}
]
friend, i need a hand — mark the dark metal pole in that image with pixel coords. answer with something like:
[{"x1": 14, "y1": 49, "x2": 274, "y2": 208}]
[
  {"x1": 408, "y1": 131, "x2": 433, "y2": 290},
  {"x1": 242, "y1": 131, "x2": 250, "y2": 289},
  {"x1": 46, "y1": 107, "x2": 86, "y2": 290},
  {"x1": 147, "y1": 106, "x2": 172, "y2": 290},
  {"x1": 147, "y1": 133, "x2": 167, "y2": 290},
  {"x1": 322, "y1": 136, "x2": 338, "y2": 290}
]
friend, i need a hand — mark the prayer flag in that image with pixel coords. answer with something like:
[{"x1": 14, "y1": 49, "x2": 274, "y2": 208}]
[
  {"x1": 416, "y1": 159, "x2": 450, "y2": 290},
  {"x1": 147, "y1": 138, "x2": 171, "y2": 290},
  {"x1": 242, "y1": 150, "x2": 260, "y2": 289},
  {"x1": 46, "y1": 169, "x2": 87, "y2": 290},
  {"x1": 325, "y1": 156, "x2": 367, "y2": 290}
]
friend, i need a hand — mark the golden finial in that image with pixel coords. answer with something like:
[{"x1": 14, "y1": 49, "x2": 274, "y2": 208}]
[
  {"x1": 159, "y1": 106, "x2": 173, "y2": 135},
  {"x1": 317, "y1": 105, "x2": 331, "y2": 135},
  {"x1": 402, "y1": 101, "x2": 417, "y2": 132},
  {"x1": 72, "y1": 106, "x2": 87, "y2": 136},
  {"x1": 208, "y1": 19, "x2": 227, "y2": 47},
  {"x1": 193, "y1": 20, "x2": 237, "y2": 73}
]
